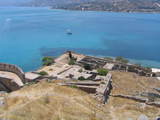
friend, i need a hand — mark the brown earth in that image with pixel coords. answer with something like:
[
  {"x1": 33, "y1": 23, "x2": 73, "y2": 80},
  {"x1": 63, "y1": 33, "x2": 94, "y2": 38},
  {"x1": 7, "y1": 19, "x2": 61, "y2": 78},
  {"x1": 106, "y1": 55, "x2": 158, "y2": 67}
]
[{"x1": 0, "y1": 72, "x2": 160, "y2": 120}]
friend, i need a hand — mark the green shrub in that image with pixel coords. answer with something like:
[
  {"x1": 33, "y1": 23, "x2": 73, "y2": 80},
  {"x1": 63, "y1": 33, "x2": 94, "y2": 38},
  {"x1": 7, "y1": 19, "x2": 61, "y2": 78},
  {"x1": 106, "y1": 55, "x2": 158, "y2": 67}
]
[
  {"x1": 25, "y1": 81, "x2": 38, "y2": 86},
  {"x1": 68, "y1": 59, "x2": 75, "y2": 65},
  {"x1": 78, "y1": 76, "x2": 86, "y2": 81},
  {"x1": 135, "y1": 63, "x2": 141, "y2": 67},
  {"x1": 146, "y1": 66, "x2": 151, "y2": 69},
  {"x1": 104, "y1": 57, "x2": 113, "y2": 61},
  {"x1": 97, "y1": 68, "x2": 108, "y2": 76},
  {"x1": 78, "y1": 69, "x2": 83, "y2": 73},
  {"x1": 84, "y1": 64, "x2": 92, "y2": 70},
  {"x1": 101, "y1": 81, "x2": 106, "y2": 84},
  {"x1": 38, "y1": 71, "x2": 48, "y2": 76},
  {"x1": 70, "y1": 85, "x2": 78, "y2": 89},
  {"x1": 42, "y1": 56, "x2": 55, "y2": 66},
  {"x1": 115, "y1": 56, "x2": 129, "y2": 63}
]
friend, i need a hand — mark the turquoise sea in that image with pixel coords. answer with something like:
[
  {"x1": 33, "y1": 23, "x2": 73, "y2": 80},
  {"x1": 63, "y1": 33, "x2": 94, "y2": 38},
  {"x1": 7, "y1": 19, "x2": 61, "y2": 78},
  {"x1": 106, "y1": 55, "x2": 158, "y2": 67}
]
[{"x1": 0, "y1": 7, "x2": 160, "y2": 71}]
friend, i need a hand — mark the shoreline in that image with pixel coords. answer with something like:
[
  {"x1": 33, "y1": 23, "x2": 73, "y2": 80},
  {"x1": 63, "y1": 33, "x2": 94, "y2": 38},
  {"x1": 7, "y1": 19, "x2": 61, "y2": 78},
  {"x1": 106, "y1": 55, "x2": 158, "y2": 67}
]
[
  {"x1": 36, "y1": 51, "x2": 160, "y2": 76},
  {"x1": 25, "y1": 53, "x2": 160, "y2": 73},
  {"x1": 51, "y1": 8, "x2": 160, "y2": 14},
  {"x1": 1, "y1": 6, "x2": 160, "y2": 14}
]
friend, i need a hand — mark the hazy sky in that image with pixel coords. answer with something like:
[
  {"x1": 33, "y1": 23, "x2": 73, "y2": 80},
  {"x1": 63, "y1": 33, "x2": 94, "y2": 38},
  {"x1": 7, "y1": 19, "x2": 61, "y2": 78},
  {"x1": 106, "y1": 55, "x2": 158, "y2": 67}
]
[
  {"x1": 0, "y1": 0, "x2": 31, "y2": 4},
  {"x1": 5, "y1": 0, "x2": 22, "y2": 1}
]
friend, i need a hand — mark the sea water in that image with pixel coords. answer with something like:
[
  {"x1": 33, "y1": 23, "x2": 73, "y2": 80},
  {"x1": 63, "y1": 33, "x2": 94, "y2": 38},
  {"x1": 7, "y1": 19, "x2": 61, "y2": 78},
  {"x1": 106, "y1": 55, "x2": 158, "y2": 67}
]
[{"x1": 0, "y1": 7, "x2": 160, "y2": 71}]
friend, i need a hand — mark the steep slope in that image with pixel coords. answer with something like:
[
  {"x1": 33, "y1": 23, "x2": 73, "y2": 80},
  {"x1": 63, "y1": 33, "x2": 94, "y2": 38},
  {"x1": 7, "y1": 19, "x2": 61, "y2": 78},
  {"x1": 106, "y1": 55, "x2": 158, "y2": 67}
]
[
  {"x1": 0, "y1": 75, "x2": 159, "y2": 120},
  {"x1": 0, "y1": 79, "x2": 160, "y2": 120},
  {"x1": 0, "y1": 81, "x2": 111, "y2": 120}
]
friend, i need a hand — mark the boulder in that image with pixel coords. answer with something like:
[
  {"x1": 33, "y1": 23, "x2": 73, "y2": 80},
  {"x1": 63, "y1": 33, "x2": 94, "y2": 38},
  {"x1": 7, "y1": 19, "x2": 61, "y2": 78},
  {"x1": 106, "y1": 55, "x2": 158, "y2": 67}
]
[{"x1": 138, "y1": 114, "x2": 149, "y2": 120}]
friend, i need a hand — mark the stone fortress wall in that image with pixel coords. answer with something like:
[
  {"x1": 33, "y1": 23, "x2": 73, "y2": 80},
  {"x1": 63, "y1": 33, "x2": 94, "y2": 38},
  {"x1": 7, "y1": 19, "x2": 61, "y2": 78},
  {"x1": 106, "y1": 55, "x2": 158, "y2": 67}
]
[
  {"x1": 0, "y1": 77, "x2": 21, "y2": 92},
  {"x1": 0, "y1": 63, "x2": 25, "y2": 83}
]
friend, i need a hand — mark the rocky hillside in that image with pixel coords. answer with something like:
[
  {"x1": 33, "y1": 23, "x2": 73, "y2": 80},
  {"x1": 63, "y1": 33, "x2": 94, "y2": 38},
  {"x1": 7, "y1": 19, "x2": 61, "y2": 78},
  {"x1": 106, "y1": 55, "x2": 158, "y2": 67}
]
[
  {"x1": 0, "y1": 76, "x2": 160, "y2": 120},
  {"x1": 26, "y1": 0, "x2": 93, "y2": 7},
  {"x1": 0, "y1": 81, "x2": 111, "y2": 120},
  {"x1": 54, "y1": 0, "x2": 160, "y2": 12},
  {"x1": 25, "y1": 0, "x2": 160, "y2": 12}
]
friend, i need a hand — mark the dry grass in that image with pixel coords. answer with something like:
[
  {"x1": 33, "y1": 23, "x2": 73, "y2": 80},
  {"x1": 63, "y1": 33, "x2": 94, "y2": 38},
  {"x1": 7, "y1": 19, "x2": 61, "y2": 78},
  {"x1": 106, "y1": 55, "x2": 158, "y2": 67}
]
[
  {"x1": 111, "y1": 71, "x2": 160, "y2": 95},
  {"x1": 0, "y1": 81, "x2": 111, "y2": 120},
  {"x1": 106, "y1": 71, "x2": 160, "y2": 120},
  {"x1": 107, "y1": 96, "x2": 160, "y2": 120},
  {"x1": 0, "y1": 72, "x2": 160, "y2": 120}
]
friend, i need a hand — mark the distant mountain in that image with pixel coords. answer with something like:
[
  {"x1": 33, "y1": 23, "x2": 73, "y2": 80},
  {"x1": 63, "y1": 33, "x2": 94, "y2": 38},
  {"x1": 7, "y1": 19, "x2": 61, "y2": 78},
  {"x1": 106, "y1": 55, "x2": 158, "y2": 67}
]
[
  {"x1": 26, "y1": 0, "x2": 92, "y2": 7},
  {"x1": 24, "y1": 0, "x2": 160, "y2": 12},
  {"x1": 53, "y1": 0, "x2": 160, "y2": 12}
]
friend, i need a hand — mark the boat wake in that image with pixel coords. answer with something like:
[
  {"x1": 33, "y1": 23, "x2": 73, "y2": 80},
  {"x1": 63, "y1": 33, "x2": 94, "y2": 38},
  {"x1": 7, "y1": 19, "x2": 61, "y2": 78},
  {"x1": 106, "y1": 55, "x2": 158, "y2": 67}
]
[{"x1": 6, "y1": 18, "x2": 12, "y2": 22}]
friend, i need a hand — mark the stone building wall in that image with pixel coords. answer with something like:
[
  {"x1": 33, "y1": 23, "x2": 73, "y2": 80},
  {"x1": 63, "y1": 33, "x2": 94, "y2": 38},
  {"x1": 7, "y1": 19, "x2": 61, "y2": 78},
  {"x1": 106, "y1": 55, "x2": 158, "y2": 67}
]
[
  {"x1": 0, "y1": 77, "x2": 21, "y2": 92},
  {"x1": 0, "y1": 63, "x2": 25, "y2": 83},
  {"x1": 103, "y1": 73, "x2": 113, "y2": 103}
]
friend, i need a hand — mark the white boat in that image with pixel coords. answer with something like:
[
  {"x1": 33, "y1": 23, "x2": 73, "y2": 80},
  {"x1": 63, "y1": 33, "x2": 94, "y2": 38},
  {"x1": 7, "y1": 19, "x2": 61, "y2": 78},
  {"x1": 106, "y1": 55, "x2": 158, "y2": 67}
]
[{"x1": 66, "y1": 29, "x2": 72, "y2": 35}]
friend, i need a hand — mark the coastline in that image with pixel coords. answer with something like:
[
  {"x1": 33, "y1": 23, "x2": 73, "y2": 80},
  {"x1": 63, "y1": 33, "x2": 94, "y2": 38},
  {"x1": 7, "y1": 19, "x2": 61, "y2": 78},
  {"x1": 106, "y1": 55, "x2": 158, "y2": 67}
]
[
  {"x1": 26, "y1": 53, "x2": 160, "y2": 72},
  {"x1": 51, "y1": 8, "x2": 160, "y2": 14},
  {"x1": 2, "y1": 6, "x2": 160, "y2": 14},
  {"x1": 37, "y1": 51, "x2": 160, "y2": 73}
]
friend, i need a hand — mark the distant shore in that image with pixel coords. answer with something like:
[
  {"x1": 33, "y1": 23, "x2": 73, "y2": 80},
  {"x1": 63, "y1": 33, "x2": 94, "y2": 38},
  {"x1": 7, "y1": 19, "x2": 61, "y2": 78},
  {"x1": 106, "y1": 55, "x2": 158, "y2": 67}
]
[{"x1": 51, "y1": 8, "x2": 160, "y2": 14}]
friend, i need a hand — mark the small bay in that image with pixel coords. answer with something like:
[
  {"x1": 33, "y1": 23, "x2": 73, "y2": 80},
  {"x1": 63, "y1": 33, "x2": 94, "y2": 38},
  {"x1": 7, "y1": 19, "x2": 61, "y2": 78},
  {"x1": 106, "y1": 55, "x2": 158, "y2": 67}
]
[{"x1": 0, "y1": 7, "x2": 160, "y2": 71}]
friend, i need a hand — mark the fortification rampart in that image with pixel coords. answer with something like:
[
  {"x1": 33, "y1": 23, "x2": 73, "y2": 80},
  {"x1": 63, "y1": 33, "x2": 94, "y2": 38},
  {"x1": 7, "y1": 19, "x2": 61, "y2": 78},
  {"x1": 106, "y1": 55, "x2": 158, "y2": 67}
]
[{"x1": 0, "y1": 63, "x2": 25, "y2": 83}]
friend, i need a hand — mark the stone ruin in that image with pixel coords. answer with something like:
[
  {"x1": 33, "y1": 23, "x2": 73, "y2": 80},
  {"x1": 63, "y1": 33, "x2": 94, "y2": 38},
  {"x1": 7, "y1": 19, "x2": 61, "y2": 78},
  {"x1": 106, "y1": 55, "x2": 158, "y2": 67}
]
[
  {"x1": 76, "y1": 55, "x2": 154, "y2": 77},
  {"x1": 62, "y1": 72, "x2": 113, "y2": 104},
  {"x1": 112, "y1": 63, "x2": 154, "y2": 77},
  {"x1": 77, "y1": 56, "x2": 107, "y2": 69},
  {"x1": 0, "y1": 63, "x2": 25, "y2": 92}
]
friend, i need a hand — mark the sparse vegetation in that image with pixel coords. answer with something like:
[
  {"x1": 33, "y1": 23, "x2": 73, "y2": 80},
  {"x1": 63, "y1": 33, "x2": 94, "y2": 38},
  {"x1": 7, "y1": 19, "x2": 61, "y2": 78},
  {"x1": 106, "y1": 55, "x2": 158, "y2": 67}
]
[
  {"x1": 78, "y1": 76, "x2": 86, "y2": 81},
  {"x1": 68, "y1": 56, "x2": 77, "y2": 65},
  {"x1": 104, "y1": 57, "x2": 114, "y2": 61},
  {"x1": 68, "y1": 59, "x2": 76, "y2": 65},
  {"x1": 101, "y1": 81, "x2": 106, "y2": 84},
  {"x1": 38, "y1": 71, "x2": 48, "y2": 76},
  {"x1": 69, "y1": 85, "x2": 78, "y2": 89},
  {"x1": 84, "y1": 64, "x2": 92, "y2": 70},
  {"x1": 135, "y1": 63, "x2": 141, "y2": 67},
  {"x1": 49, "y1": 68, "x2": 53, "y2": 71},
  {"x1": 97, "y1": 68, "x2": 108, "y2": 76},
  {"x1": 42, "y1": 56, "x2": 55, "y2": 66},
  {"x1": 25, "y1": 81, "x2": 38, "y2": 86},
  {"x1": 44, "y1": 95, "x2": 50, "y2": 104},
  {"x1": 115, "y1": 56, "x2": 129, "y2": 63},
  {"x1": 0, "y1": 82, "x2": 113, "y2": 120},
  {"x1": 146, "y1": 66, "x2": 151, "y2": 69},
  {"x1": 0, "y1": 75, "x2": 160, "y2": 120},
  {"x1": 78, "y1": 68, "x2": 83, "y2": 73}
]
